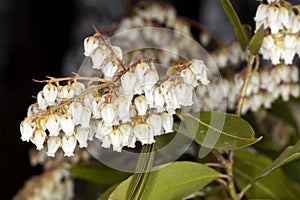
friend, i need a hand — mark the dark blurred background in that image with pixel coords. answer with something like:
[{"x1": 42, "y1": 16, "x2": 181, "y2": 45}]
[{"x1": 0, "y1": 0, "x2": 257, "y2": 199}]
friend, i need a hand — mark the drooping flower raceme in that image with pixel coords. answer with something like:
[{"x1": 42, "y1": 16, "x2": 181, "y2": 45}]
[
  {"x1": 254, "y1": 0, "x2": 300, "y2": 65},
  {"x1": 19, "y1": 33, "x2": 210, "y2": 157}
]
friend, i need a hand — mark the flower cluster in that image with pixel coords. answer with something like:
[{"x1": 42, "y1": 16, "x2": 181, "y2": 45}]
[
  {"x1": 13, "y1": 166, "x2": 74, "y2": 200},
  {"x1": 112, "y1": 1, "x2": 244, "y2": 69},
  {"x1": 255, "y1": 0, "x2": 300, "y2": 64},
  {"x1": 20, "y1": 32, "x2": 210, "y2": 157},
  {"x1": 196, "y1": 64, "x2": 299, "y2": 114}
]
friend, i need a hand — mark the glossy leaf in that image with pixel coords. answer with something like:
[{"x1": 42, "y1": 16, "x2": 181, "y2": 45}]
[
  {"x1": 234, "y1": 149, "x2": 300, "y2": 200},
  {"x1": 97, "y1": 185, "x2": 118, "y2": 200},
  {"x1": 254, "y1": 140, "x2": 300, "y2": 182},
  {"x1": 109, "y1": 161, "x2": 223, "y2": 200},
  {"x1": 248, "y1": 25, "x2": 264, "y2": 55},
  {"x1": 69, "y1": 162, "x2": 131, "y2": 185},
  {"x1": 220, "y1": 0, "x2": 249, "y2": 50},
  {"x1": 183, "y1": 112, "x2": 261, "y2": 150},
  {"x1": 127, "y1": 144, "x2": 155, "y2": 200}
]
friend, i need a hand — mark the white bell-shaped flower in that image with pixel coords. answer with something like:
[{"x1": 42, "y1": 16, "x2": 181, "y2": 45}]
[
  {"x1": 83, "y1": 94, "x2": 93, "y2": 109},
  {"x1": 280, "y1": 84, "x2": 290, "y2": 101},
  {"x1": 58, "y1": 85, "x2": 75, "y2": 99},
  {"x1": 95, "y1": 121, "x2": 112, "y2": 140},
  {"x1": 20, "y1": 118, "x2": 36, "y2": 142},
  {"x1": 37, "y1": 91, "x2": 48, "y2": 110},
  {"x1": 68, "y1": 102, "x2": 83, "y2": 125},
  {"x1": 144, "y1": 87, "x2": 155, "y2": 106},
  {"x1": 147, "y1": 114, "x2": 162, "y2": 136},
  {"x1": 121, "y1": 71, "x2": 139, "y2": 100},
  {"x1": 267, "y1": 6, "x2": 280, "y2": 33},
  {"x1": 112, "y1": 46, "x2": 123, "y2": 60},
  {"x1": 250, "y1": 94, "x2": 263, "y2": 112},
  {"x1": 190, "y1": 60, "x2": 210, "y2": 85},
  {"x1": 134, "y1": 95, "x2": 148, "y2": 115},
  {"x1": 45, "y1": 114, "x2": 61, "y2": 136},
  {"x1": 143, "y1": 69, "x2": 159, "y2": 90},
  {"x1": 101, "y1": 103, "x2": 117, "y2": 126},
  {"x1": 75, "y1": 126, "x2": 89, "y2": 148},
  {"x1": 72, "y1": 81, "x2": 85, "y2": 96},
  {"x1": 102, "y1": 61, "x2": 119, "y2": 80},
  {"x1": 133, "y1": 123, "x2": 155, "y2": 145},
  {"x1": 175, "y1": 83, "x2": 194, "y2": 106},
  {"x1": 101, "y1": 135, "x2": 111, "y2": 149},
  {"x1": 135, "y1": 63, "x2": 150, "y2": 84},
  {"x1": 180, "y1": 68, "x2": 197, "y2": 87},
  {"x1": 84, "y1": 36, "x2": 99, "y2": 57},
  {"x1": 254, "y1": 4, "x2": 268, "y2": 22},
  {"x1": 62, "y1": 135, "x2": 77, "y2": 157},
  {"x1": 160, "y1": 81, "x2": 180, "y2": 110},
  {"x1": 46, "y1": 136, "x2": 61, "y2": 157},
  {"x1": 116, "y1": 95, "x2": 130, "y2": 123},
  {"x1": 279, "y1": 7, "x2": 290, "y2": 29},
  {"x1": 91, "y1": 96, "x2": 103, "y2": 119},
  {"x1": 92, "y1": 46, "x2": 108, "y2": 69},
  {"x1": 43, "y1": 84, "x2": 58, "y2": 106},
  {"x1": 161, "y1": 112, "x2": 174, "y2": 133},
  {"x1": 110, "y1": 129, "x2": 123, "y2": 152},
  {"x1": 152, "y1": 86, "x2": 165, "y2": 112},
  {"x1": 60, "y1": 114, "x2": 75, "y2": 136},
  {"x1": 81, "y1": 107, "x2": 91, "y2": 128},
  {"x1": 291, "y1": 17, "x2": 300, "y2": 33},
  {"x1": 119, "y1": 124, "x2": 136, "y2": 148},
  {"x1": 282, "y1": 49, "x2": 296, "y2": 65},
  {"x1": 32, "y1": 129, "x2": 47, "y2": 150},
  {"x1": 27, "y1": 104, "x2": 39, "y2": 118},
  {"x1": 269, "y1": 47, "x2": 281, "y2": 65}
]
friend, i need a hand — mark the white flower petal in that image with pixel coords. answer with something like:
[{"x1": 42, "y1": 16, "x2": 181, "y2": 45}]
[
  {"x1": 62, "y1": 135, "x2": 77, "y2": 157},
  {"x1": 45, "y1": 114, "x2": 61, "y2": 136},
  {"x1": 47, "y1": 136, "x2": 61, "y2": 157}
]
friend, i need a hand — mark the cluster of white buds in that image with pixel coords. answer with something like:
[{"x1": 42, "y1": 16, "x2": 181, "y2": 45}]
[
  {"x1": 239, "y1": 64, "x2": 299, "y2": 114},
  {"x1": 20, "y1": 30, "x2": 210, "y2": 157},
  {"x1": 196, "y1": 63, "x2": 299, "y2": 114},
  {"x1": 255, "y1": 0, "x2": 300, "y2": 64},
  {"x1": 13, "y1": 166, "x2": 74, "y2": 200},
  {"x1": 210, "y1": 41, "x2": 244, "y2": 69}
]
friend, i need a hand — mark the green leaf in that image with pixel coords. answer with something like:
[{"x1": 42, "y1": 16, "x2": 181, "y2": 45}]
[
  {"x1": 248, "y1": 25, "x2": 264, "y2": 55},
  {"x1": 97, "y1": 185, "x2": 119, "y2": 200},
  {"x1": 127, "y1": 144, "x2": 155, "y2": 200},
  {"x1": 253, "y1": 140, "x2": 300, "y2": 182},
  {"x1": 220, "y1": 0, "x2": 249, "y2": 50},
  {"x1": 234, "y1": 149, "x2": 300, "y2": 200},
  {"x1": 109, "y1": 161, "x2": 223, "y2": 200},
  {"x1": 183, "y1": 112, "x2": 262, "y2": 150},
  {"x1": 69, "y1": 162, "x2": 131, "y2": 185}
]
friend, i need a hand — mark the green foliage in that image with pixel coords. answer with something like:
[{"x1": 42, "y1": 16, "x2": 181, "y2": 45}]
[
  {"x1": 248, "y1": 25, "x2": 264, "y2": 55},
  {"x1": 69, "y1": 162, "x2": 131, "y2": 185},
  {"x1": 220, "y1": 0, "x2": 249, "y2": 50},
  {"x1": 234, "y1": 149, "x2": 300, "y2": 200},
  {"x1": 254, "y1": 140, "x2": 300, "y2": 182},
  {"x1": 184, "y1": 112, "x2": 261, "y2": 150},
  {"x1": 107, "y1": 161, "x2": 223, "y2": 200},
  {"x1": 127, "y1": 144, "x2": 155, "y2": 200}
]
